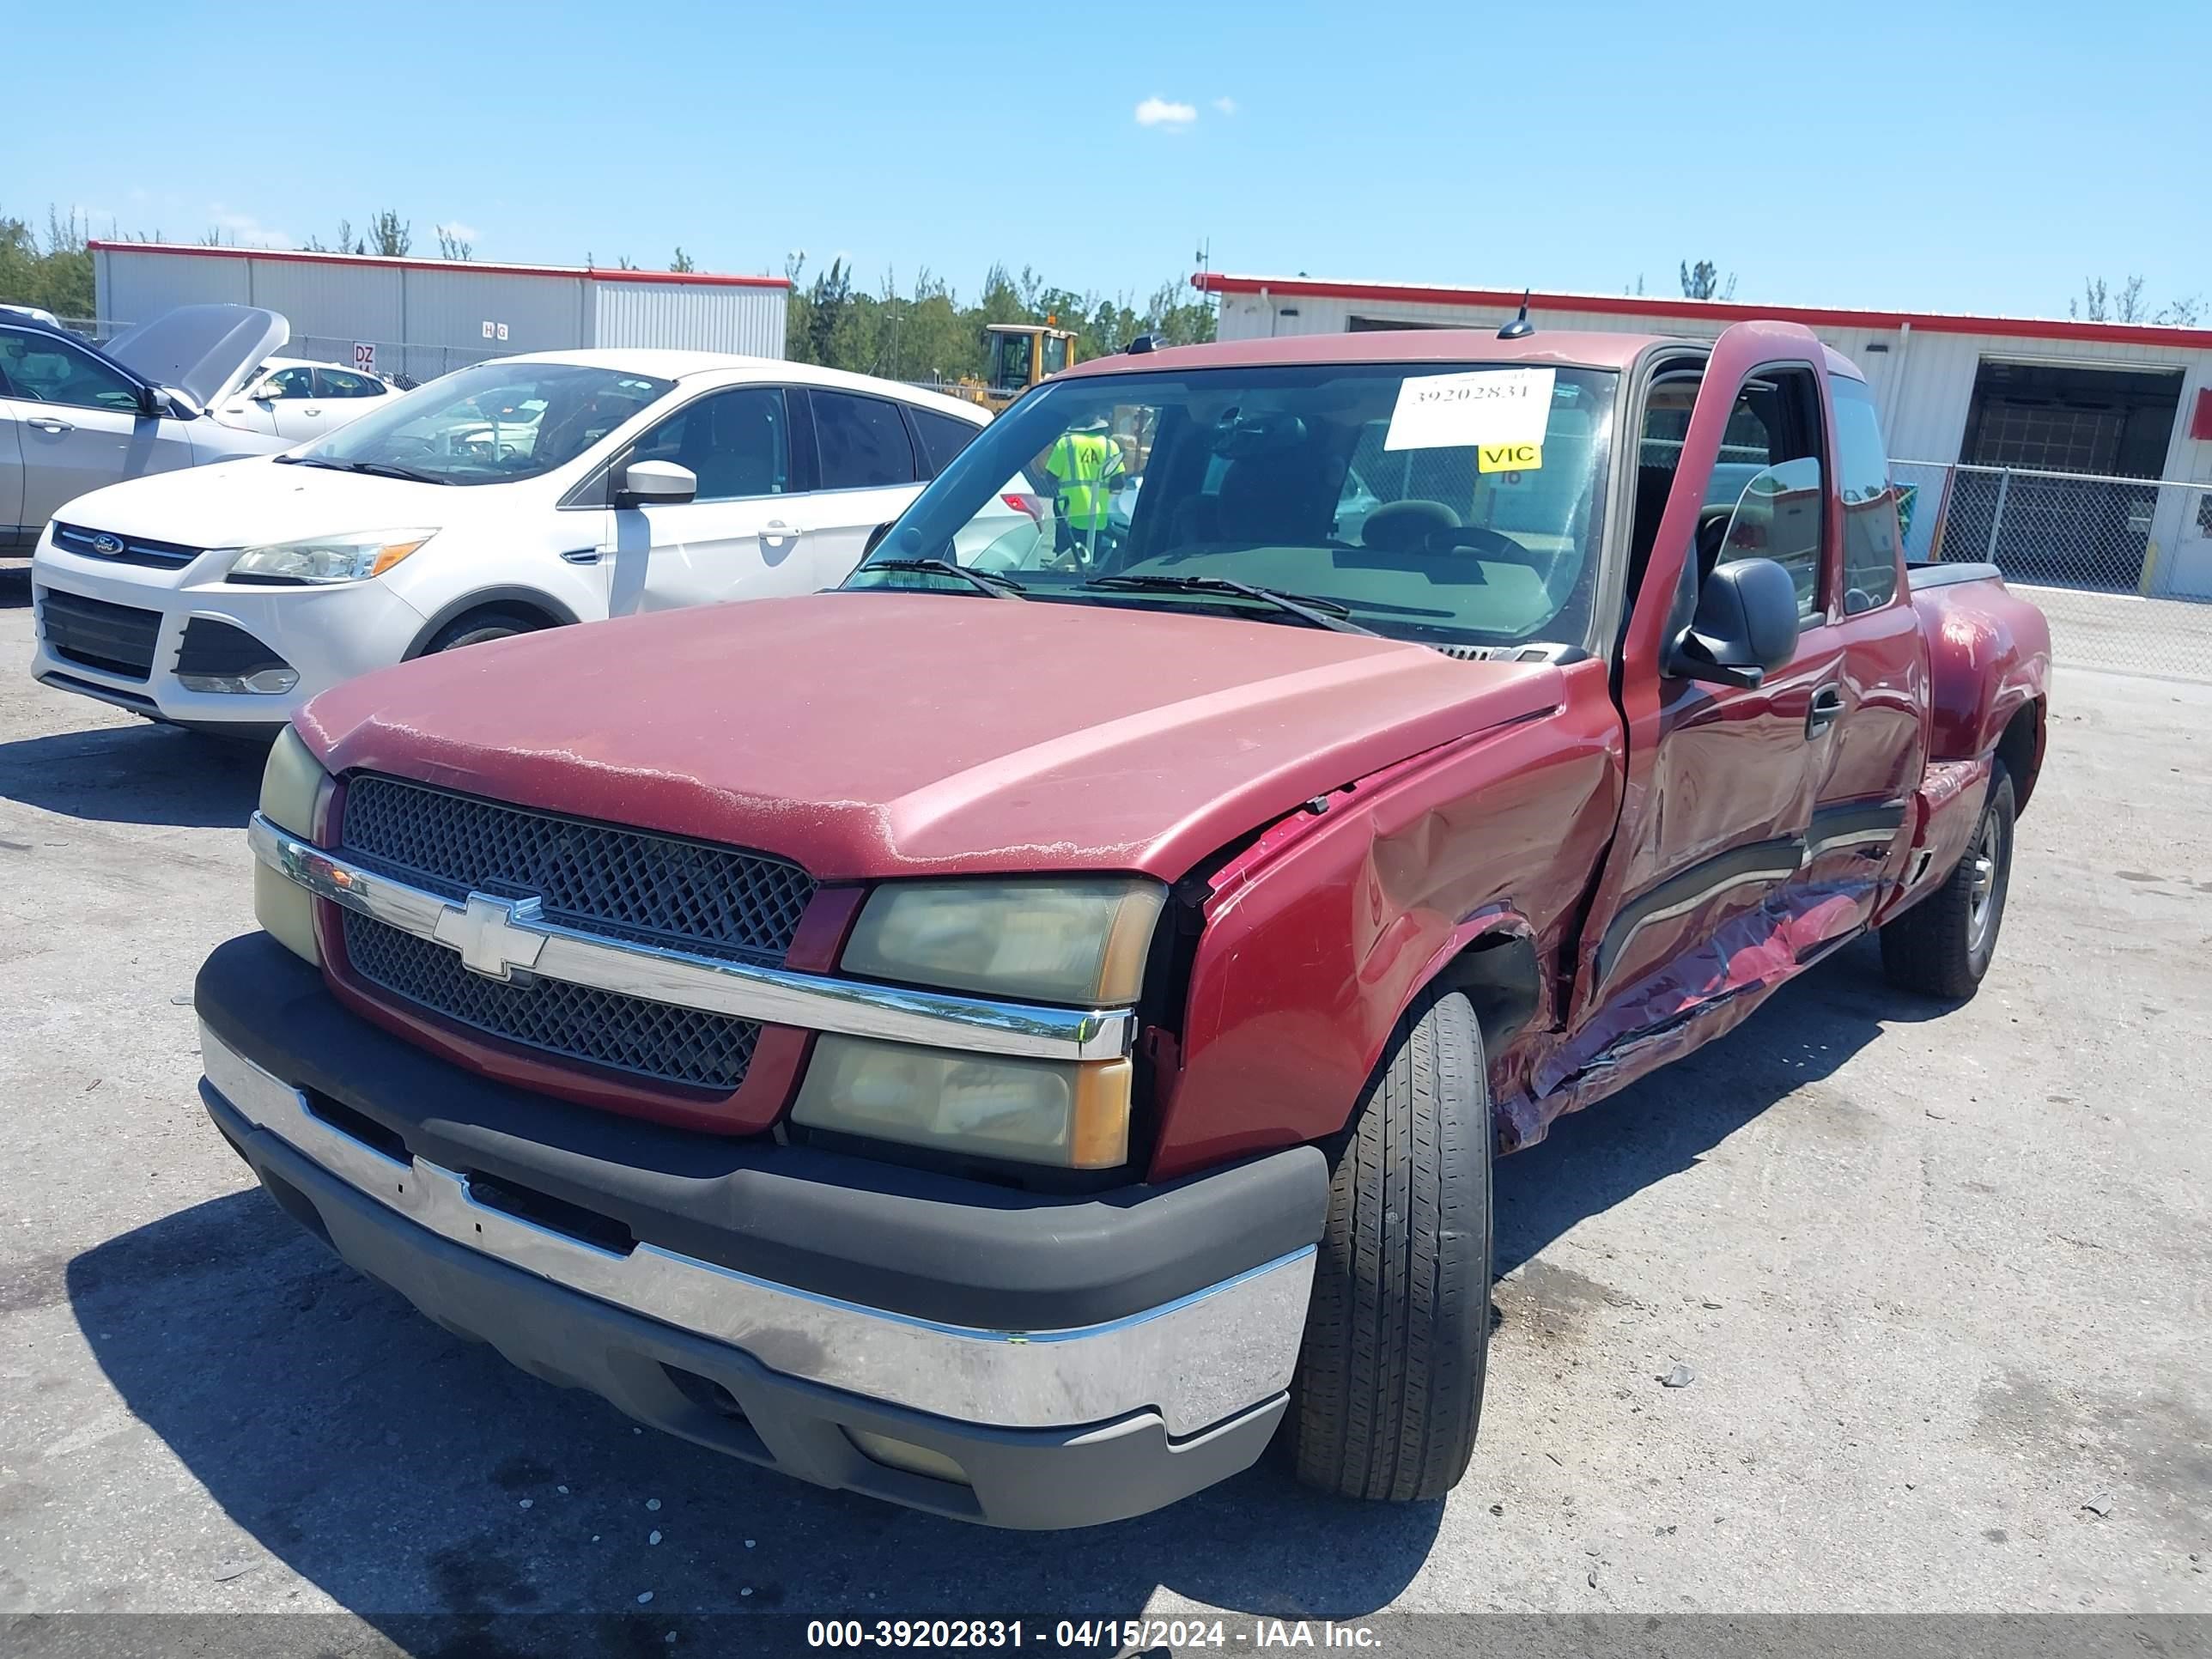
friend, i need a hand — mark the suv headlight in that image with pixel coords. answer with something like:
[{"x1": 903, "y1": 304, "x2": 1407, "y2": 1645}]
[
  {"x1": 838, "y1": 878, "x2": 1164, "y2": 1005},
  {"x1": 229, "y1": 528, "x2": 437, "y2": 585},
  {"x1": 253, "y1": 726, "x2": 333, "y2": 965}
]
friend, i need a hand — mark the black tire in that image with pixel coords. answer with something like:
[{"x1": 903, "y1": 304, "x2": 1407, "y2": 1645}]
[
  {"x1": 423, "y1": 610, "x2": 543, "y2": 654},
  {"x1": 1881, "y1": 763, "x2": 2016, "y2": 1000},
  {"x1": 1289, "y1": 985, "x2": 1491, "y2": 1503}
]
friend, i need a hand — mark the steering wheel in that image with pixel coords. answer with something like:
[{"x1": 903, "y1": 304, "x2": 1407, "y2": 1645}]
[{"x1": 1430, "y1": 524, "x2": 1536, "y2": 564}]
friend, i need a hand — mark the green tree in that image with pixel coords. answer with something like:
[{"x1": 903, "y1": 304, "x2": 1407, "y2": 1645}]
[
  {"x1": 670, "y1": 246, "x2": 696, "y2": 272},
  {"x1": 367, "y1": 210, "x2": 411, "y2": 257}
]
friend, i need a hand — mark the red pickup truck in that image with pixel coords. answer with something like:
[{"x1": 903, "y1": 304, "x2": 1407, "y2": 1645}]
[{"x1": 197, "y1": 320, "x2": 2050, "y2": 1529}]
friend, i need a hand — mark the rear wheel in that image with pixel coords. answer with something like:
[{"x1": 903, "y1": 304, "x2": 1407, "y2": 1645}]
[
  {"x1": 1289, "y1": 985, "x2": 1491, "y2": 1503},
  {"x1": 423, "y1": 610, "x2": 544, "y2": 654},
  {"x1": 1881, "y1": 763, "x2": 2016, "y2": 999}
]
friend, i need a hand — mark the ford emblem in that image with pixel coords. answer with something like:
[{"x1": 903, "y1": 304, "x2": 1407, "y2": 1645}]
[{"x1": 91, "y1": 533, "x2": 125, "y2": 556}]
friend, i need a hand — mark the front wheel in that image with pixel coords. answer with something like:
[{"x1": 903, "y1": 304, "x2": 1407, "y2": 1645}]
[
  {"x1": 1881, "y1": 763, "x2": 2016, "y2": 999},
  {"x1": 423, "y1": 610, "x2": 543, "y2": 654},
  {"x1": 1288, "y1": 985, "x2": 1492, "y2": 1503}
]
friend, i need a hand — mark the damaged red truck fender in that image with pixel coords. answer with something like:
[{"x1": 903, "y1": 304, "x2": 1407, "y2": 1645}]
[{"x1": 196, "y1": 319, "x2": 2049, "y2": 1528}]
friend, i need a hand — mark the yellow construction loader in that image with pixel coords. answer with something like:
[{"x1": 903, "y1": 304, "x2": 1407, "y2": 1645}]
[{"x1": 952, "y1": 321, "x2": 1081, "y2": 414}]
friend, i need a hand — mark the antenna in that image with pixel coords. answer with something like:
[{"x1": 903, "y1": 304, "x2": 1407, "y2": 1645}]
[{"x1": 1497, "y1": 289, "x2": 1534, "y2": 340}]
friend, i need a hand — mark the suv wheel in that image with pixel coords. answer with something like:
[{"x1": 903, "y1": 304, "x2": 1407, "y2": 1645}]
[
  {"x1": 1288, "y1": 985, "x2": 1491, "y2": 1502},
  {"x1": 424, "y1": 610, "x2": 543, "y2": 654},
  {"x1": 1880, "y1": 763, "x2": 2016, "y2": 1000}
]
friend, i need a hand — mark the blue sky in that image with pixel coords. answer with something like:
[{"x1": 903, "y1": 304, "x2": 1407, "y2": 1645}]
[{"x1": 13, "y1": 0, "x2": 2207, "y2": 320}]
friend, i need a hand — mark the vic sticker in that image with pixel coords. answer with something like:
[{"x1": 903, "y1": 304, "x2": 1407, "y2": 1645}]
[
  {"x1": 1383, "y1": 368, "x2": 1554, "y2": 452},
  {"x1": 1478, "y1": 442, "x2": 1542, "y2": 474}
]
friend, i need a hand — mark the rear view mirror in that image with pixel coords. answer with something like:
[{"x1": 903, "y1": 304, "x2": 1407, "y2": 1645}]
[
  {"x1": 615, "y1": 459, "x2": 696, "y2": 507},
  {"x1": 1667, "y1": 557, "x2": 1800, "y2": 689}
]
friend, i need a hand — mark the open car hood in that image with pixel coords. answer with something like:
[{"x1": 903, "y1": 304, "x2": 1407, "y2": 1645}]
[
  {"x1": 102, "y1": 305, "x2": 289, "y2": 410},
  {"x1": 299, "y1": 592, "x2": 1567, "y2": 882}
]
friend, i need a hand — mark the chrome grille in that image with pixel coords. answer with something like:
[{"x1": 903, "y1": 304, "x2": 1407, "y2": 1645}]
[
  {"x1": 340, "y1": 775, "x2": 815, "y2": 966},
  {"x1": 342, "y1": 911, "x2": 760, "y2": 1091},
  {"x1": 52, "y1": 521, "x2": 202, "y2": 568}
]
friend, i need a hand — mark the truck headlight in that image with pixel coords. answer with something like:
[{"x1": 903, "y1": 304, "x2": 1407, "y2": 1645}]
[
  {"x1": 792, "y1": 1036, "x2": 1131, "y2": 1169},
  {"x1": 229, "y1": 528, "x2": 436, "y2": 585},
  {"x1": 254, "y1": 726, "x2": 332, "y2": 966},
  {"x1": 839, "y1": 878, "x2": 1164, "y2": 1005}
]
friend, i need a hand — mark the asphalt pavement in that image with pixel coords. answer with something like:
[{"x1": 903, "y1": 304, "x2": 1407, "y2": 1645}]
[{"x1": 1, "y1": 561, "x2": 2206, "y2": 1639}]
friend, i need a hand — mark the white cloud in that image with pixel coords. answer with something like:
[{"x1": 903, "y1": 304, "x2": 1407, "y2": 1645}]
[
  {"x1": 207, "y1": 204, "x2": 295, "y2": 248},
  {"x1": 1212, "y1": 96, "x2": 1237, "y2": 115},
  {"x1": 1134, "y1": 96, "x2": 1197, "y2": 128},
  {"x1": 436, "y1": 220, "x2": 481, "y2": 244}
]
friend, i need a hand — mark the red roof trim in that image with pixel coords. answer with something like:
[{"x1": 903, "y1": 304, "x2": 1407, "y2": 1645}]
[
  {"x1": 88, "y1": 240, "x2": 790, "y2": 289},
  {"x1": 1192, "y1": 272, "x2": 2212, "y2": 352}
]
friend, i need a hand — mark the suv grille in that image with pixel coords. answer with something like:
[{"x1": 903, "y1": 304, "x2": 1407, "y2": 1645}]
[
  {"x1": 336, "y1": 775, "x2": 817, "y2": 1093},
  {"x1": 36, "y1": 588, "x2": 163, "y2": 680},
  {"x1": 52, "y1": 522, "x2": 203, "y2": 569}
]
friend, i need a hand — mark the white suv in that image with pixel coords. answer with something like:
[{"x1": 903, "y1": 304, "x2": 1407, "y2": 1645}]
[{"x1": 30, "y1": 350, "x2": 992, "y2": 736}]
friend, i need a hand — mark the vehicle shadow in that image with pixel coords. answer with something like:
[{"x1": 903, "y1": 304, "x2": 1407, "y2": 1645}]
[
  {"x1": 70, "y1": 1193, "x2": 1439, "y2": 1640},
  {"x1": 0, "y1": 722, "x2": 264, "y2": 829},
  {"x1": 1492, "y1": 934, "x2": 1951, "y2": 1279},
  {"x1": 0, "y1": 563, "x2": 30, "y2": 609}
]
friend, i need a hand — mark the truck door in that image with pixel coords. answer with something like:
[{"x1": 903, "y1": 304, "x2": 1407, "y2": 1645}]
[
  {"x1": 1800, "y1": 372, "x2": 1925, "y2": 926},
  {"x1": 1571, "y1": 321, "x2": 1845, "y2": 1017}
]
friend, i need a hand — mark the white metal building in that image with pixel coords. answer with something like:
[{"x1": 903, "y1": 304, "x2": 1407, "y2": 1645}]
[
  {"x1": 1199, "y1": 274, "x2": 2212, "y2": 597},
  {"x1": 92, "y1": 242, "x2": 789, "y2": 385}
]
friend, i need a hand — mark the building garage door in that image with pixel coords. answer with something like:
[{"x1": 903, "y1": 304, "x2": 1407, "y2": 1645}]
[{"x1": 1945, "y1": 361, "x2": 2182, "y2": 589}]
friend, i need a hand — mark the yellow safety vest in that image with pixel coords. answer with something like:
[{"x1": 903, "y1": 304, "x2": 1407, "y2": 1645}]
[{"x1": 1046, "y1": 431, "x2": 1121, "y2": 531}]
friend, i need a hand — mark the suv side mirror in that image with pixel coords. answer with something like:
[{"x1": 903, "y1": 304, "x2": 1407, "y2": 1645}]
[
  {"x1": 1666, "y1": 557, "x2": 1800, "y2": 689},
  {"x1": 137, "y1": 383, "x2": 173, "y2": 418},
  {"x1": 614, "y1": 459, "x2": 696, "y2": 507}
]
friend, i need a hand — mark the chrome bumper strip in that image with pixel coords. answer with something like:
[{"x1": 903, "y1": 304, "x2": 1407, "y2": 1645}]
[
  {"x1": 203, "y1": 1024, "x2": 1312, "y2": 1435},
  {"x1": 248, "y1": 813, "x2": 1133, "y2": 1063}
]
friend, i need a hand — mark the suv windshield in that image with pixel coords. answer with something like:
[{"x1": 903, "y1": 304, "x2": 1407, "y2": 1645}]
[
  {"x1": 848, "y1": 361, "x2": 1619, "y2": 650},
  {"x1": 285, "y1": 362, "x2": 674, "y2": 485}
]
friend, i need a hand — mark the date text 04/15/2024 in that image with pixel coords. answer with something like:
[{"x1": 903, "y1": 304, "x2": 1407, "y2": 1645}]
[{"x1": 804, "y1": 1618, "x2": 1382, "y2": 1649}]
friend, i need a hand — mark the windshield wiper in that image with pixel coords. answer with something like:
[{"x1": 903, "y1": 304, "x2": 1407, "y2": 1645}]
[
  {"x1": 275, "y1": 456, "x2": 448, "y2": 485},
  {"x1": 862, "y1": 557, "x2": 1026, "y2": 598},
  {"x1": 1084, "y1": 574, "x2": 1377, "y2": 635}
]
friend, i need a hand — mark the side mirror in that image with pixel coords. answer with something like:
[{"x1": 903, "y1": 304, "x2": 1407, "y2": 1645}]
[
  {"x1": 1667, "y1": 557, "x2": 1800, "y2": 689},
  {"x1": 614, "y1": 459, "x2": 696, "y2": 507},
  {"x1": 137, "y1": 383, "x2": 173, "y2": 418}
]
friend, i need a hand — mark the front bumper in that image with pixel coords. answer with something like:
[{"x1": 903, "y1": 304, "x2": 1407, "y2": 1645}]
[
  {"x1": 29, "y1": 528, "x2": 428, "y2": 731},
  {"x1": 195, "y1": 933, "x2": 1328, "y2": 1527}
]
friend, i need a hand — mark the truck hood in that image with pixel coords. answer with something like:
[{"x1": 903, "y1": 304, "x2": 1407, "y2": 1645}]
[
  {"x1": 102, "y1": 304, "x2": 288, "y2": 410},
  {"x1": 52, "y1": 454, "x2": 478, "y2": 546},
  {"x1": 299, "y1": 593, "x2": 1565, "y2": 881}
]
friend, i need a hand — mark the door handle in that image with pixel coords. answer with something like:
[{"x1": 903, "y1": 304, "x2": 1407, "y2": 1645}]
[
  {"x1": 761, "y1": 520, "x2": 806, "y2": 541},
  {"x1": 1805, "y1": 684, "x2": 1844, "y2": 739},
  {"x1": 301, "y1": 405, "x2": 322, "y2": 416},
  {"x1": 27, "y1": 417, "x2": 72, "y2": 434}
]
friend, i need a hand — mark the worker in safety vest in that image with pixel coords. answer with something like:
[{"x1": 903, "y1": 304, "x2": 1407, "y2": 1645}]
[{"x1": 1043, "y1": 416, "x2": 1123, "y2": 556}]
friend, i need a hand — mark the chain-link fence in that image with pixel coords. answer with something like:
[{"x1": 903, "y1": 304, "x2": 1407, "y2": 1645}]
[{"x1": 1893, "y1": 460, "x2": 2212, "y2": 681}]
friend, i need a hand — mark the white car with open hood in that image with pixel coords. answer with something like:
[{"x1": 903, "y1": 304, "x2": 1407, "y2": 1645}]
[
  {"x1": 29, "y1": 349, "x2": 994, "y2": 737},
  {"x1": 3, "y1": 304, "x2": 293, "y2": 554}
]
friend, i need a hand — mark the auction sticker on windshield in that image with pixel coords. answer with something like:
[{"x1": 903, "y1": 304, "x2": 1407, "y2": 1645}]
[{"x1": 1384, "y1": 367, "x2": 1554, "y2": 452}]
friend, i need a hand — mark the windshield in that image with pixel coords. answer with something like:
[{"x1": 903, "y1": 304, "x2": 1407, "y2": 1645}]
[
  {"x1": 288, "y1": 362, "x2": 674, "y2": 484},
  {"x1": 848, "y1": 361, "x2": 1619, "y2": 650}
]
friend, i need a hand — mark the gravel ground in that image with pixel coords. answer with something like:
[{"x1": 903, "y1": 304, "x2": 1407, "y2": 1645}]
[{"x1": 1, "y1": 561, "x2": 2206, "y2": 1634}]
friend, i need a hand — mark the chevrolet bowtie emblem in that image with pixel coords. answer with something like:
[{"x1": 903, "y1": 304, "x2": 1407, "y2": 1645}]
[{"x1": 432, "y1": 892, "x2": 549, "y2": 981}]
